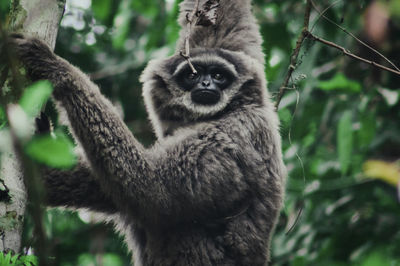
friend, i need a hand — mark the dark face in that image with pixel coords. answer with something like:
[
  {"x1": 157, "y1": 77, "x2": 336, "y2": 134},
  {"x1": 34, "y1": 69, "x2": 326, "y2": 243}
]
[{"x1": 176, "y1": 64, "x2": 234, "y2": 105}]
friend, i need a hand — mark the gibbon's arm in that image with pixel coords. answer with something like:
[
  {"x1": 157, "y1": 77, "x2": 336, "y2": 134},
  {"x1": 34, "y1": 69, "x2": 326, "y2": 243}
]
[
  {"x1": 43, "y1": 162, "x2": 117, "y2": 214},
  {"x1": 178, "y1": 0, "x2": 264, "y2": 64},
  {"x1": 10, "y1": 34, "x2": 151, "y2": 209},
  {"x1": 11, "y1": 35, "x2": 256, "y2": 225}
]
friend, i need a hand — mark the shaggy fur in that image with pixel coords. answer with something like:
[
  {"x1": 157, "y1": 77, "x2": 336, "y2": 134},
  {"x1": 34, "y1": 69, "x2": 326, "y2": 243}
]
[{"x1": 10, "y1": 0, "x2": 286, "y2": 265}]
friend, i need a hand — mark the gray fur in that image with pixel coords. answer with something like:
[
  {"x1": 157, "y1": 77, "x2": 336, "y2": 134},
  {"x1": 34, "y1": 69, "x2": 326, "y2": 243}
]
[
  {"x1": 177, "y1": 0, "x2": 265, "y2": 64},
  {"x1": 10, "y1": 0, "x2": 286, "y2": 265}
]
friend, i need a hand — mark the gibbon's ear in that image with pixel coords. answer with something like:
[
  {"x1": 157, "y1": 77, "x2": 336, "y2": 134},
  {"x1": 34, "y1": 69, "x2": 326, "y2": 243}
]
[{"x1": 176, "y1": 0, "x2": 265, "y2": 65}]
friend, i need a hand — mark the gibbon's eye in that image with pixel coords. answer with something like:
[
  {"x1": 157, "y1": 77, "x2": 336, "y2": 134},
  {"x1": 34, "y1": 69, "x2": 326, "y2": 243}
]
[
  {"x1": 187, "y1": 72, "x2": 198, "y2": 80},
  {"x1": 213, "y1": 73, "x2": 224, "y2": 81}
]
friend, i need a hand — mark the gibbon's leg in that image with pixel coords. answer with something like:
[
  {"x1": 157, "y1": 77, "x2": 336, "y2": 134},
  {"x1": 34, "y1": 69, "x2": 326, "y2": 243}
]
[
  {"x1": 43, "y1": 162, "x2": 117, "y2": 214},
  {"x1": 34, "y1": 113, "x2": 115, "y2": 213}
]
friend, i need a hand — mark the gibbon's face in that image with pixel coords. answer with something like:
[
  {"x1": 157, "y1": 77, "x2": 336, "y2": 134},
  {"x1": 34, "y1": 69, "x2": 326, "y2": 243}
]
[
  {"x1": 175, "y1": 64, "x2": 234, "y2": 106},
  {"x1": 141, "y1": 49, "x2": 264, "y2": 137},
  {"x1": 164, "y1": 53, "x2": 247, "y2": 118}
]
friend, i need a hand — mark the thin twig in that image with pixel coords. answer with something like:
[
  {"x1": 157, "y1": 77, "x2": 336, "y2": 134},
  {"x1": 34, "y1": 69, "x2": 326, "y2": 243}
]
[
  {"x1": 310, "y1": 0, "x2": 400, "y2": 72},
  {"x1": 275, "y1": 0, "x2": 312, "y2": 111},
  {"x1": 185, "y1": 0, "x2": 200, "y2": 56},
  {"x1": 286, "y1": 201, "x2": 304, "y2": 235},
  {"x1": 180, "y1": 0, "x2": 201, "y2": 74},
  {"x1": 180, "y1": 51, "x2": 197, "y2": 74},
  {"x1": 273, "y1": 1, "x2": 312, "y2": 231},
  {"x1": 307, "y1": 31, "x2": 400, "y2": 77},
  {"x1": 310, "y1": 0, "x2": 342, "y2": 33},
  {"x1": 283, "y1": 87, "x2": 307, "y2": 235}
]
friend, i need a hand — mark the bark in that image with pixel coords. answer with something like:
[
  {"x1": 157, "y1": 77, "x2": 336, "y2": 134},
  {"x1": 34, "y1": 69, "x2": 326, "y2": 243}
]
[{"x1": 0, "y1": 0, "x2": 65, "y2": 253}]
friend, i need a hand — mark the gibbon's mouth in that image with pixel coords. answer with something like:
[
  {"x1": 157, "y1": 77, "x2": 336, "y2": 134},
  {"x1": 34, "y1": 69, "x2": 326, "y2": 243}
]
[{"x1": 191, "y1": 89, "x2": 221, "y2": 105}]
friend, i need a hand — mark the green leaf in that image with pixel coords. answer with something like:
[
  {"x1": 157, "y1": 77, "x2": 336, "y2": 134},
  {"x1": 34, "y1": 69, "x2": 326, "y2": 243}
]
[
  {"x1": 9, "y1": 254, "x2": 18, "y2": 263},
  {"x1": 19, "y1": 80, "x2": 53, "y2": 118},
  {"x1": 112, "y1": 0, "x2": 132, "y2": 49},
  {"x1": 0, "y1": 106, "x2": 5, "y2": 129},
  {"x1": 78, "y1": 253, "x2": 96, "y2": 265},
  {"x1": 25, "y1": 132, "x2": 77, "y2": 169},
  {"x1": 318, "y1": 73, "x2": 361, "y2": 93},
  {"x1": 390, "y1": 0, "x2": 400, "y2": 17},
  {"x1": 19, "y1": 255, "x2": 38, "y2": 265},
  {"x1": 357, "y1": 112, "x2": 376, "y2": 148},
  {"x1": 278, "y1": 107, "x2": 292, "y2": 127},
  {"x1": 131, "y1": 1, "x2": 158, "y2": 17},
  {"x1": 0, "y1": 253, "x2": 38, "y2": 265},
  {"x1": 103, "y1": 253, "x2": 124, "y2": 266},
  {"x1": 5, "y1": 252, "x2": 11, "y2": 263},
  {"x1": 337, "y1": 111, "x2": 353, "y2": 175},
  {"x1": 361, "y1": 250, "x2": 392, "y2": 266},
  {"x1": 92, "y1": 0, "x2": 112, "y2": 21}
]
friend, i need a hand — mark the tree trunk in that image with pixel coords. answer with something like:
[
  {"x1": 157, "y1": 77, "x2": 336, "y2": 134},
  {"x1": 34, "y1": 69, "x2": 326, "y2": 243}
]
[{"x1": 0, "y1": 0, "x2": 65, "y2": 253}]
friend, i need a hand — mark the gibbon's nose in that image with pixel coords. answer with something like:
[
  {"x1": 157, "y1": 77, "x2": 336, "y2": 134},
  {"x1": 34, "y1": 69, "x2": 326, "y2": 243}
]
[{"x1": 201, "y1": 80, "x2": 210, "y2": 87}]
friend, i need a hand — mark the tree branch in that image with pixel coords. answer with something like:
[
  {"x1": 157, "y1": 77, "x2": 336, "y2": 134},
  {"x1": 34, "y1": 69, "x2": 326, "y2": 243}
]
[
  {"x1": 1, "y1": 0, "x2": 66, "y2": 260},
  {"x1": 310, "y1": 0, "x2": 400, "y2": 73},
  {"x1": 307, "y1": 31, "x2": 400, "y2": 77},
  {"x1": 275, "y1": 0, "x2": 312, "y2": 111},
  {"x1": 179, "y1": 0, "x2": 220, "y2": 74},
  {"x1": 180, "y1": 0, "x2": 201, "y2": 74}
]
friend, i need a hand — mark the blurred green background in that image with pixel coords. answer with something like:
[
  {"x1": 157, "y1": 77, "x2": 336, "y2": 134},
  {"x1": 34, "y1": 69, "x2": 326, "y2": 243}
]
[{"x1": 1, "y1": 0, "x2": 400, "y2": 265}]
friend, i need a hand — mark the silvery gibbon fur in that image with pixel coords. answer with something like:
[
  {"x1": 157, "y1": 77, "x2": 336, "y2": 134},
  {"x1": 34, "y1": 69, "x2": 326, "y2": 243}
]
[{"x1": 10, "y1": 0, "x2": 286, "y2": 265}]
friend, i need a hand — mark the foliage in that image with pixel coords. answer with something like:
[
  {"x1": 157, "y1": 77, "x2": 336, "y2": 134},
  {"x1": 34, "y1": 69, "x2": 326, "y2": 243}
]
[
  {"x1": 1, "y1": 0, "x2": 400, "y2": 265},
  {"x1": 25, "y1": 132, "x2": 77, "y2": 169},
  {"x1": 0, "y1": 79, "x2": 77, "y2": 168},
  {"x1": 19, "y1": 81, "x2": 53, "y2": 118},
  {"x1": 0, "y1": 252, "x2": 37, "y2": 266}
]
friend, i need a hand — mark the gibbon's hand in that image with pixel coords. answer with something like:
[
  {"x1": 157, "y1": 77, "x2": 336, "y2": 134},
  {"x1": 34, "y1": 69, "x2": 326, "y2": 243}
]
[{"x1": 8, "y1": 33, "x2": 63, "y2": 82}]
